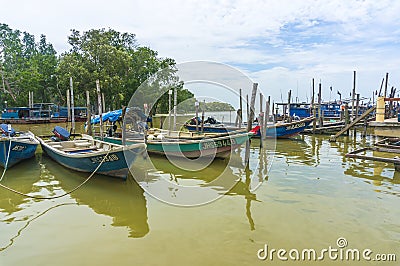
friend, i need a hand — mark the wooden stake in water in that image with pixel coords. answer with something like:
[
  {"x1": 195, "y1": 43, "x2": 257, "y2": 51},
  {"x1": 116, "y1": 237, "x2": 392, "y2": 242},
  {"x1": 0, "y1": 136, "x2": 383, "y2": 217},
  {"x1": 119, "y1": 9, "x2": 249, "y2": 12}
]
[
  {"x1": 311, "y1": 78, "x2": 316, "y2": 133},
  {"x1": 86, "y1": 90, "x2": 92, "y2": 136},
  {"x1": 66, "y1": 89, "x2": 71, "y2": 124},
  {"x1": 287, "y1": 90, "x2": 292, "y2": 122},
  {"x1": 173, "y1": 87, "x2": 177, "y2": 131},
  {"x1": 69, "y1": 77, "x2": 75, "y2": 134},
  {"x1": 351, "y1": 71, "x2": 356, "y2": 120},
  {"x1": 168, "y1": 90, "x2": 172, "y2": 132},
  {"x1": 96, "y1": 80, "x2": 103, "y2": 140},
  {"x1": 201, "y1": 100, "x2": 205, "y2": 133},
  {"x1": 247, "y1": 83, "x2": 258, "y2": 132},
  {"x1": 265, "y1": 96, "x2": 270, "y2": 137},
  {"x1": 318, "y1": 82, "x2": 323, "y2": 128},
  {"x1": 195, "y1": 100, "x2": 199, "y2": 133},
  {"x1": 259, "y1": 92, "x2": 264, "y2": 148}
]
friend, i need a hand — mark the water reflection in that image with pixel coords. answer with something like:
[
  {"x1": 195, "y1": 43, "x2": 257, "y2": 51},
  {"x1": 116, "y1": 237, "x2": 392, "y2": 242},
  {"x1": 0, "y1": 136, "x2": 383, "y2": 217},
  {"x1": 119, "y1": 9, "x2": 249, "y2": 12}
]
[
  {"x1": 0, "y1": 155, "x2": 42, "y2": 216},
  {"x1": 40, "y1": 155, "x2": 149, "y2": 238},
  {"x1": 132, "y1": 151, "x2": 259, "y2": 230}
]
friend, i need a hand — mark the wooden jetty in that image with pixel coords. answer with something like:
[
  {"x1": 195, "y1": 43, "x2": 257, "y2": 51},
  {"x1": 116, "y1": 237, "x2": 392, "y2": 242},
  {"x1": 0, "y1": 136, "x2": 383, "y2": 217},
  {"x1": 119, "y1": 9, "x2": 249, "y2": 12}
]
[{"x1": 369, "y1": 97, "x2": 400, "y2": 137}]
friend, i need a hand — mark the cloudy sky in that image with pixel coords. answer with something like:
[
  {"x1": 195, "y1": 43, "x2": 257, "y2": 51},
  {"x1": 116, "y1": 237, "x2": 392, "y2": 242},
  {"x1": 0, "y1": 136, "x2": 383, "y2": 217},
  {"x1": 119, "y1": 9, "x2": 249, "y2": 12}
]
[{"x1": 2, "y1": 0, "x2": 400, "y2": 106}]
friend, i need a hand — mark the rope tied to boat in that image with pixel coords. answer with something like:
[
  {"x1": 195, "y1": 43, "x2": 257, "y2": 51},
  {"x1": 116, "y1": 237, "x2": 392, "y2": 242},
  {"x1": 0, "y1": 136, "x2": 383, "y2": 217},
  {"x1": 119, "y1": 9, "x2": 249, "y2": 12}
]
[
  {"x1": 0, "y1": 147, "x2": 112, "y2": 200},
  {"x1": 0, "y1": 138, "x2": 13, "y2": 182}
]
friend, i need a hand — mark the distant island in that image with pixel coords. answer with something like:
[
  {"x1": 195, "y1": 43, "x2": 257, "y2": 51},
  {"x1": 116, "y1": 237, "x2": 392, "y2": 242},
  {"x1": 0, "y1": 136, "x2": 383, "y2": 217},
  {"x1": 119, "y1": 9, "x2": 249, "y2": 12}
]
[{"x1": 176, "y1": 98, "x2": 235, "y2": 113}]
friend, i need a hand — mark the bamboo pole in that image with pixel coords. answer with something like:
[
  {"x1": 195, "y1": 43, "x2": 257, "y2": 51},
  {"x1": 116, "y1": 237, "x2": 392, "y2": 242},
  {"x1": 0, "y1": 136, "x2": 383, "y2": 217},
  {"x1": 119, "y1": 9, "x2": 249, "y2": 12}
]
[
  {"x1": 96, "y1": 80, "x2": 103, "y2": 140},
  {"x1": 86, "y1": 90, "x2": 92, "y2": 136},
  {"x1": 247, "y1": 83, "x2": 258, "y2": 132},
  {"x1": 66, "y1": 89, "x2": 71, "y2": 124},
  {"x1": 287, "y1": 90, "x2": 292, "y2": 122},
  {"x1": 195, "y1": 100, "x2": 199, "y2": 133},
  {"x1": 259, "y1": 92, "x2": 264, "y2": 148},
  {"x1": 318, "y1": 82, "x2": 323, "y2": 128},
  {"x1": 69, "y1": 77, "x2": 75, "y2": 133},
  {"x1": 168, "y1": 89, "x2": 172, "y2": 132},
  {"x1": 384, "y1": 72, "x2": 389, "y2": 97},
  {"x1": 352, "y1": 71, "x2": 356, "y2": 120},
  {"x1": 311, "y1": 79, "x2": 316, "y2": 133},
  {"x1": 264, "y1": 96, "x2": 270, "y2": 140},
  {"x1": 201, "y1": 100, "x2": 205, "y2": 133},
  {"x1": 173, "y1": 87, "x2": 177, "y2": 131}
]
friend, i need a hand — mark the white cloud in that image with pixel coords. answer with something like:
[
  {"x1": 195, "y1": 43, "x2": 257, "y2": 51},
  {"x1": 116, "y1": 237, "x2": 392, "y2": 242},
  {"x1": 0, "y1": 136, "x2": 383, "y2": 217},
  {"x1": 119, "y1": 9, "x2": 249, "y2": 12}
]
[{"x1": 1, "y1": 0, "x2": 400, "y2": 103}]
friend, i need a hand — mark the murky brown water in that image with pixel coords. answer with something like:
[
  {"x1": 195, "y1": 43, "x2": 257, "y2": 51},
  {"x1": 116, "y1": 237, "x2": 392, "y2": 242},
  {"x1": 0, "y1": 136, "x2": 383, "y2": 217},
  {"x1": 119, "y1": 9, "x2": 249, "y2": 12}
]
[{"x1": 0, "y1": 123, "x2": 399, "y2": 265}]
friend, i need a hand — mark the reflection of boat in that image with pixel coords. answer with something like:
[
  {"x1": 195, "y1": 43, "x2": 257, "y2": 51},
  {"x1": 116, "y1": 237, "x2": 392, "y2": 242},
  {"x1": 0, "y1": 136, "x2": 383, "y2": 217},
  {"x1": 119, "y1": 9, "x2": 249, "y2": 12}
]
[
  {"x1": 147, "y1": 153, "x2": 256, "y2": 198},
  {"x1": 41, "y1": 155, "x2": 149, "y2": 238},
  {"x1": 260, "y1": 137, "x2": 316, "y2": 166},
  {"x1": 185, "y1": 117, "x2": 313, "y2": 138},
  {"x1": 37, "y1": 127, "x2": 145, "y2": 179},
  {"x1": 144, "y1": 154, "x2": 258, "y2": 229},
  {"x1": 0, "y1": 124, "x2": 39, "y2": 168}
]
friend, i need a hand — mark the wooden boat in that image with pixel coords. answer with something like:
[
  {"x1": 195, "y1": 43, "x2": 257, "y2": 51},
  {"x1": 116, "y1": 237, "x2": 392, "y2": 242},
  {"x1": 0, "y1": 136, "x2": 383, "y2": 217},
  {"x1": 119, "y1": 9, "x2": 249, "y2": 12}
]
[
  {"x1": 37, "y1": 126, "x2": 146, "y2": 179},
  {"x1": 0, "y1": 124, "x2": 39, "y2": 168},
  {"x1": 185, "y1": 117, "x2": 314, "y2": 138},
  {"x1": 145, "y1": 129, "x2": 252, "y2": 158},
  {"x1": 103, "y1": 129, "x2": 252, "y2": 159}
]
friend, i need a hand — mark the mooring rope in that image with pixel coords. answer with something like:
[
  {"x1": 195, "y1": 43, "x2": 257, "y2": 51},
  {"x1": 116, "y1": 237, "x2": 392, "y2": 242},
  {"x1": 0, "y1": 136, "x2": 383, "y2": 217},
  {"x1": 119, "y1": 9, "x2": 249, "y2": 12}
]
[
  {"x1": 0, "y1": 147, "x2": 112, "y2": 200},
  {"x1": 0, "y1": 138, "x2": 12, "y2": 182},
  {"x1": 0, "y1": 202, "x2": 77, "y2": 252}
]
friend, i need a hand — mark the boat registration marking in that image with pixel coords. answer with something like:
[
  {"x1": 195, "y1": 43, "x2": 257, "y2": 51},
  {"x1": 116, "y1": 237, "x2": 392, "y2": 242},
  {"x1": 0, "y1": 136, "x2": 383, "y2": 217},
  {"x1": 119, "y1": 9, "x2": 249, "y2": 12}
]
[
  {"x1": 201, "y1": 138, "x2": 236, "y2": 150},
  {"x1": 11, "y1": 145, "x2": 26, "y2": 152},
  {"x1": 286, "y1": 122, "x2": 305, "y2": 131},
  {"x1": 90, "y1": 154, "x2": 120, "y2": 163}
]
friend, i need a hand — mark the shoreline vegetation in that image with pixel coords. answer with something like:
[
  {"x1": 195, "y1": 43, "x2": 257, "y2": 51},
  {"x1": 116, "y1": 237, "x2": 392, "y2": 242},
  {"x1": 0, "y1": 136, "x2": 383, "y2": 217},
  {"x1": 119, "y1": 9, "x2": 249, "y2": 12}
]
[{"x1": 1, "y1": 24, "x2": 219, "y2": 114}]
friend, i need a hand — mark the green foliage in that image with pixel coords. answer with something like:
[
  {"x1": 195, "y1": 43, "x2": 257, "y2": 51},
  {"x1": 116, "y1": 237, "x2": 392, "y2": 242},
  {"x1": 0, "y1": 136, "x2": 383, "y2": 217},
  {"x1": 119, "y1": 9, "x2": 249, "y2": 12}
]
[
  {"x1": 0, "y1": 25, "x2": 191, "y2": 113},
  {"x1": 0, "y1": 24, "x2": 57, "y2": 107}
]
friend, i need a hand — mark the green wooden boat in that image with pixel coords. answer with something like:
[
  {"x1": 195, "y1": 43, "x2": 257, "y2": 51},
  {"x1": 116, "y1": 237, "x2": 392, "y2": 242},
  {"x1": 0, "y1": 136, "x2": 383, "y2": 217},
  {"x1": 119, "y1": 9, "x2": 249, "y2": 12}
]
[{"x1": 102, "y1": 129, "x2": 253, "y2": 159}]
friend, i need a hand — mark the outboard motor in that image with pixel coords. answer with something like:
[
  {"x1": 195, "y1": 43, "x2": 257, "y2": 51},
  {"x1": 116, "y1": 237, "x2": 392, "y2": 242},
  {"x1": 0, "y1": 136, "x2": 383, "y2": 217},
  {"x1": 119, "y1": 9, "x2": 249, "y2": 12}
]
[
  {"x1": 52, "y1": 126, "x2": 70, "y2": 141},
  {"x1": 0, "y1": 124, "x2": 16, "y2": 137}
]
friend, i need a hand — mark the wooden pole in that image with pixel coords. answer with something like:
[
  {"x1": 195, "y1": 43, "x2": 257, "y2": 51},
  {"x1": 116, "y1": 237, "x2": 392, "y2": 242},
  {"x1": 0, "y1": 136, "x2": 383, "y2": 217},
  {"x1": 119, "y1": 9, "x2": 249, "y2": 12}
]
[
  {"x1": 239, "y1": 88, "x2": 243, "y2": 129},
  {"x1": 287, "y1": 90, "x2": 292, "y2": 122},
  {"x1": 352, "y1": 71, "x2": 356, "y2": 120},
  {"x1": 259, "y1": 93, "x2": 264, "y2": 148},
  {"x1": 86, "y1": 90, "x2": 92, "y2": 136},
  {"x1": 312, "y1": 79, "x2": 316, "y2": 133},
  {"x1": 318, "y1": 82, "x2": 322, "y2": 128},
  {"x1": 201, "y1": 100, "x2": 205, "y2": 133},
  {"x1": 355, "y1": 93, "x2": 360, "y2": 119},
  {"x1": 70, "y1": 77, "x2": 75, "y2": 133},
  {"x1": 66, "y1": 89, "x2": 71, "y2": 127},
  {"x1": 195, "y1": 100, "x2": 199, "y2": 133},
  {"x1": 384, "y1": 72, "x2": 389, "y2": 97},
  {"x1": 246, "y1": 94, "x2": 249, "y2": 127},
  {"x1": 96, "y1": 80, "x2": 103, "y2": 140},
  {"x1": 102, "y1": 93, "x2": 106, "y2": 113},
  {"x1": 247, "y1": 83, "x2": 258, "y2": 132},
  {"x1": 173, "y1": 87, "x2": 177, "y2": 131},
  {"x1": 272, "y1": 101, "x2": 276, "y2": 122},
  {"x1": 168, "y1": 89, "x2": 172, "y2": 132},
  {"x1": 265, "y1": 96, "x2": 270, "y2": 138}
]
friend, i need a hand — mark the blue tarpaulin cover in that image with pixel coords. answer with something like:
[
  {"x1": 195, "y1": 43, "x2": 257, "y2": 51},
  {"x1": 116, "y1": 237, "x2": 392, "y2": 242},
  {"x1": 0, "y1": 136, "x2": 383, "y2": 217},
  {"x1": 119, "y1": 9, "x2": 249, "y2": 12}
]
[{"x1": 90, "y1": 108, "x2": 147, "y2": 124}]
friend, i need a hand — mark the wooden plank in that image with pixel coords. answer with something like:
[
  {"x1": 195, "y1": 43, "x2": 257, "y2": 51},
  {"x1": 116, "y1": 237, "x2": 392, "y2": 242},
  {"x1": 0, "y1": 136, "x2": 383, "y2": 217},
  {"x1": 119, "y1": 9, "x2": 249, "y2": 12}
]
[{"x1": 329, "y1": 106, "x2": 376, "y2": 141}]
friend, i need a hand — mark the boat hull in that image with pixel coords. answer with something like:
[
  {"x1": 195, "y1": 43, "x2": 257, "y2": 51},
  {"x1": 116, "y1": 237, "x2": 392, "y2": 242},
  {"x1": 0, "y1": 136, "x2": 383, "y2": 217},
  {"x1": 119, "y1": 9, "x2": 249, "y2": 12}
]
[
  {"x1": 185, "y1": 117, "x2": 314, "y2": 139},
  {"x1": 102, "y1": 131, "x2": 251, "y2": 159},
  {"x1": 0, "y1": 132, "x2": 39, "y2": 168},
  {"x1": 39, "y1": 137, "x2": 145, "y2": 179}
]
